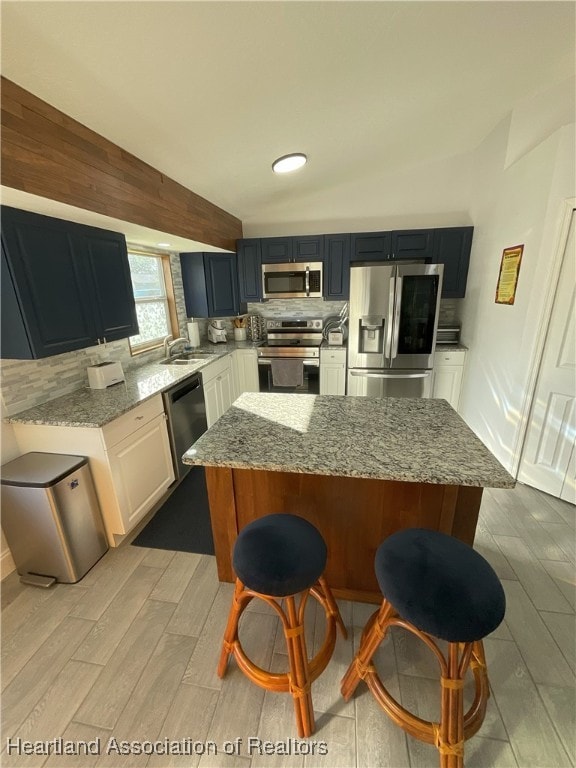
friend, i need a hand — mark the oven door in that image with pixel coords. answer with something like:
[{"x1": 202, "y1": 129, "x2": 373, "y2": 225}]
[{"x1": 258, "y1": 358, "x2": 320, "y2": 394}]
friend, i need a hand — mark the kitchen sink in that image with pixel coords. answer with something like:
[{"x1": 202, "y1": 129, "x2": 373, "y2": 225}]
[{"x1": 160, "y1": 353, "x2": 217, "y2": 365}]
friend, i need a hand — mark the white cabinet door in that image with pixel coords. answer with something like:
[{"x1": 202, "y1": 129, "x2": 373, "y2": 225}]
[
  {"x1": 219, "y1": 365, "x2": 234, "y2": 413},
  {"x1": 107, "y1": 413, "x2": 174, "y2": 532},
  {"x1": 234, "y1": 349, "x2": 259, "y2": 395},
  {"x1": 202, "y1": 355, "x2": 234, "y2": 427},
  {"x1": 432, "y1": 365, "x2": 463, "y2": 410},
  {"x1": 320, "y1": 348, "x2": 346, "y2": 395},
  {"x1": 203, "y1": 374, "x2": 221, "y2": 428},
  {"x1": 320, "y1": 364, "x2": 346, "y2": 395}
]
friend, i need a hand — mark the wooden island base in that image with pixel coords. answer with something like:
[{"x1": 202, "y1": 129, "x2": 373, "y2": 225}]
[{"x1": 205, "y1": 466, "x2": 483, "y2": 604}]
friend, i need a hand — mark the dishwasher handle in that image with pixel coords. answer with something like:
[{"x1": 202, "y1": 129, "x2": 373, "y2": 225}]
[{"x1": 166, "y1": 376, "x2": 202, "y2": 405}]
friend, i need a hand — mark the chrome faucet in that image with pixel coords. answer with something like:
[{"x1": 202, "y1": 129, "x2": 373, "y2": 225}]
[{"x1": 165, "y1": 336, "x2": 189, "y2": 358}]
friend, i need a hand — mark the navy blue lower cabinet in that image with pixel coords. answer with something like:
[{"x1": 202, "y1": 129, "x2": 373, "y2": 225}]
[
  {"x1": 432, "y1": 227, "x2": 473, "y2": 299},
  {"x1": 237, "y1": 239, "x2": 262, "y2": 302},
  {"x1": 180, "y1": 252, "x2": 239, "y2": 318},
  {"x1": 323, "y1": 234, "x2": 350, "y2": 299}
]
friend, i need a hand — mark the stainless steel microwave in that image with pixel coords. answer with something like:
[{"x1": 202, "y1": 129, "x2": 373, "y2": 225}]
[{"x1": 261, "y1": 262, "x2": 323, "y2": 299}]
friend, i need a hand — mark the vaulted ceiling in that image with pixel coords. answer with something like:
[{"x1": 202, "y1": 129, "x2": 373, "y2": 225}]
[{"x1": 1, "y1": 1, "x2": 574, "y2": 238}]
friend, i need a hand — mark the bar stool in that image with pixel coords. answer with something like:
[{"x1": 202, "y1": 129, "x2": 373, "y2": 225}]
[
  {"x1": 218, "y1": 514, "x2": 347, "y2": 738},
  {"x1": 341, "y1": 528, "x2": 505, "y2": 768}
]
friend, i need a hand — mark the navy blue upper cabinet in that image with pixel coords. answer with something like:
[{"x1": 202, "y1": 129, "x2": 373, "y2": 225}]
[
  {"x1": 261, "y1": 237, "x2": 293, "y2": 263},
  {"x1": 260, "y1": 236, "x2": 324, "y2": 263},
  {"x1": 390, "y1": 229, "x2": 434, "y2": 260},
  {"x1": 82, "y1": 228, "x2": 138, "y2": 342},
  {"x1": 1, "y1": 206, "x2": 137, "y2": 359},
  {"x1": 292, "y1": 235, "x2": 324, "y2": 262},
  {"x1": 180, "y1": 252, "x2": 239, "y2": 318},
  {"x1": 323, "y1": 234, "x2": 350, "y2": 300},
  {"x1": 350, "y1": 232, "x2": 392, "y2": 262},
  {"x1": 237, "y1": 239, "x2": 262, "y2": 302},
  {"x1": 432, "y1": 227, "x2": 473, "y2": 298}
]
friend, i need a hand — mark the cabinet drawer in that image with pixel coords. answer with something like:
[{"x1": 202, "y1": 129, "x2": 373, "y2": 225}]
[
  {"x1": 321, "y1": 348, "x2": 347, "y2": 364},
  {"x1": 200, "y1": 354, "x2": 231, "y2": 383},
  {"x1": 434, "y1": 349, "x2": 466, "y2": 366},
  {"x1": 102, "y1": 394, "x2": 164, "y2": 448}
]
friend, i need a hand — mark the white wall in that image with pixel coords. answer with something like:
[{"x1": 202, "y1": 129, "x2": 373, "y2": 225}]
[
  {"x1": 243, "y1": 151, "x2": 474, "y2": 237},
  {"x1": 458, "y1": 80, "x2": 575, "y2": 474}
]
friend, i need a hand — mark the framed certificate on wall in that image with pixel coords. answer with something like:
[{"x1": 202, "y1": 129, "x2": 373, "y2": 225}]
[{"x1": 495, "y1": 245, "x2": 524, "y2": 305}]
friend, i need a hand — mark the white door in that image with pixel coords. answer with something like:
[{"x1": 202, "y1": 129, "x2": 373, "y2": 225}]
[{"x1": 518, "y1": 208, "x2": 576, "y2": 503}]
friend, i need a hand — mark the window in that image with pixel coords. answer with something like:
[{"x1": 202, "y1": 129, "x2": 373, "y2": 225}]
[{"x1": 127, "y1": 250, "x2": 178, "y2": 353}]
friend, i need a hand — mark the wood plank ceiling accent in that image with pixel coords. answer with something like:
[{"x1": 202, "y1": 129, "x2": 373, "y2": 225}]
[{"x1": 0, "y1": 77, "x2": 243, "y2": 251}]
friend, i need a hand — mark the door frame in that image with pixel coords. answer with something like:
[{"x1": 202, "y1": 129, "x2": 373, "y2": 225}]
[{"x1": 513, "y1": 197, "x2": 576, "y2": 476}]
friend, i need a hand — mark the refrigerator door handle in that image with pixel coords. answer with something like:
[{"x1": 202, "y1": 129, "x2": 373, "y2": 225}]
[
  {"x1": 391, "y1": 275, "x2": 403, "y2": 359},
  {"x1": 349, "y1": 370, "x2": 430, "y2": 379},
  {"x1": 385, "y1": 277, "x2": 395, "y2": 359}
]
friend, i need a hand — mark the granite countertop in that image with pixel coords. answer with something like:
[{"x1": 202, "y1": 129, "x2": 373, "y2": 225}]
[
  {"x1": 5, "y1": 341, "x2": 259, "y2": 428},
  {"x1": 183, "y1": 392, "x2": 515, "y2": 488}
]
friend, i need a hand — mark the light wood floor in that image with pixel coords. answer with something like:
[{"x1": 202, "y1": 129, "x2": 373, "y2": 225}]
[{"x1": 1, "y1": 482, "x2": 574, "y2": 768}]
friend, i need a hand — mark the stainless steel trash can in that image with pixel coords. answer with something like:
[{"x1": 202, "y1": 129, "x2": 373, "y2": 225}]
[{"x1": 1, "y1": 452, "x2": 109, "y2": 587}]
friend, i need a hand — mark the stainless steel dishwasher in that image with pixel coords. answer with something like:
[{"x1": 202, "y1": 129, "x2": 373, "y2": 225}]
[{"x1": 162, "y1": 374, "x2": 208, "y2": 480}]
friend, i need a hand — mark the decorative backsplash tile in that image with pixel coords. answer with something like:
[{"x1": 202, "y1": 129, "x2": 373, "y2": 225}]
[{"x1": 246, "y1": 298, "x2": 347, "y2": 319}]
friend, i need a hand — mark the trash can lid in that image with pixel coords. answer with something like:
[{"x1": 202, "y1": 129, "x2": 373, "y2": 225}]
[{"x1": 0, "y1": 452, "x2": 88, "y2": 488}]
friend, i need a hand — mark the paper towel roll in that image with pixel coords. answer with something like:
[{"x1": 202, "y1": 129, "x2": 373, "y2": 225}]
[{"x1": 187, "y1": 321, "x2": 200, "y2": 348}]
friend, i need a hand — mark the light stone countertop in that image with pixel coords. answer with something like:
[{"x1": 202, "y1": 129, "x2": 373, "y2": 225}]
[
  {"x1": 5, "y1": 341, "x2": 258, "y2": 428},
  {"x1": 182, "y1": 392, "x2": 515, "y2": 488}
]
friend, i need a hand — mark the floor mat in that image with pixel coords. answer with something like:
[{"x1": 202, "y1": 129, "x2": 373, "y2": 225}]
[{"x1": 131, "y1": 466, "x2": 214, "y2": 555}]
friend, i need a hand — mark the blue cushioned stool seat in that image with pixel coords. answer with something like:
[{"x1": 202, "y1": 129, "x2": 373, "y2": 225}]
[
  {"x1": 233, "y1": 513, "x2": 328, "y2": 596},
  {"x1": 375, "y1": 528, "x2": 506, "y2": 642}
]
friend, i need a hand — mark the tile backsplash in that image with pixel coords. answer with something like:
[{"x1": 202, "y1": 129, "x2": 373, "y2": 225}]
[{"x1": 0, "y1": 340, "x2": 164, "y2": 416}]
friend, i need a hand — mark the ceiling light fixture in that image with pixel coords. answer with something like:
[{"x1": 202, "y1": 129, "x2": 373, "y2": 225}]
[
  {"x1": 156, "y1": 242, "x2": 171, "y2": 247},
  {"x1": 272, "y1": 153, "x2": 307, "y2": 174}
]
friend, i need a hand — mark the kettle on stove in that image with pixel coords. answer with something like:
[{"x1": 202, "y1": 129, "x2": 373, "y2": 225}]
[{"x1": 207, "y1": 319, "x2": 227, "y2": 344}]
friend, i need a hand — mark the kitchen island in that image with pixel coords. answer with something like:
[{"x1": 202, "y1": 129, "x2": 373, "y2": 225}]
[{"x1": 183, "y1": 393, "x2": 515, "y2": 603}]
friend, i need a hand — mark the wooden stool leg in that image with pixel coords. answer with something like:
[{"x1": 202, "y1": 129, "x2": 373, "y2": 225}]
[
  {"x1": 217, "y1": 579, "x2": 243, "y2": 678},
  {"x1": 318, "y1": 576, "x2": 348, "y2": 639},
  {"x1": 437, "y1": 642, "x2": 465, "y2": 768},
  {"x1": 284, "y1": 594, "x2": 315, "y2": 738},
  {"x1": 341, "y1": 599, "x2": 396, "y2": 701}
]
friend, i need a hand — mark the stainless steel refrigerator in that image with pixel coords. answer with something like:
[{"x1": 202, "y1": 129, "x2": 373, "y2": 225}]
[{"x1": 347, "y1": 262, "x2": 443, "y2": 397}]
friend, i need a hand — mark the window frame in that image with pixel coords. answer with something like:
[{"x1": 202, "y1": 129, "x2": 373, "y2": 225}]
[{"x1": 127, "y1": 248, "x2": 179, "y2": 355}]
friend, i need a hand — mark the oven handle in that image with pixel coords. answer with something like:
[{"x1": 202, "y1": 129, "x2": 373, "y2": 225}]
[
  {"x1": 349, "y1": 369, "x2": 429, "y2": 378},
  {"x1": 258, "y1": 358, "x2": 320, "y2": 368}
]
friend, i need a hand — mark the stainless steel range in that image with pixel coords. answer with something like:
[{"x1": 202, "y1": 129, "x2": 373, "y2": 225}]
[{"x1": 257, "y1": 318, "x2": 323, "y2": 393}]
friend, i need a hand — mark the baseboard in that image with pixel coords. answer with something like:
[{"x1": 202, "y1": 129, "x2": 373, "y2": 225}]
[{"x1": 1, "y1": 547, "x2": 16, "y2": 580}]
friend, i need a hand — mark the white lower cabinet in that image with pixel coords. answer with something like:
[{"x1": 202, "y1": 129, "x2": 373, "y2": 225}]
[
  {"x1": 432, "y1": 348, "x2": 466, "y2": 410},
  {"x1": 201, "y1": 354, "x2": 234, "y2": 427},
  {"x1": 11, "y1": 394, "x2": 175, "y2": 546},
  {"x1": 320, "y1": 348, "x2": 347, "y2": 395},
  {"x1": 233, "y1": 349, "x2": 259, "y2": 398}
]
